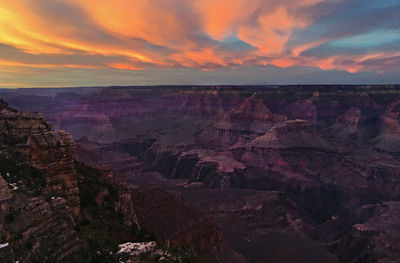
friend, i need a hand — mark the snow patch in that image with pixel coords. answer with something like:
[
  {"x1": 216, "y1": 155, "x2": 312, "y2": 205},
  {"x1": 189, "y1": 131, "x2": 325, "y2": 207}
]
[
  {"x1": 8, "y1": 183, "x2": 18, "y2": 190},
  {"x1": 118, "y1": 241, "x2": 156, "y2": 256},
  {"x1": 0, "y1": 243, "x2": 9, "y2": 249},
  {"x1": 117, "y1": 241, "x2": 172, "y2": 262}
]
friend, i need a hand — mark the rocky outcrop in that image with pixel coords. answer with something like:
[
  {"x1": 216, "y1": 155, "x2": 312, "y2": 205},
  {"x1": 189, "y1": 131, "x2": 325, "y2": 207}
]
[
  {"x1": 0, "y1": 100, "x2": 224, "y2": 262},
  {"x1": 0, "y1": 99, "x2": 81, "y2": 262},
  {"x1": 284, "y1": 100, "x2": 317, "y2": 124},
  {"x1": 0, "y1": 99, "x2": 80, "y2": 215},
  {"x1": 127, "y1": 187, "x2": 223, "y2": 251},
  {"x1": 337, "y1": 202, "x2": 400, "y2": 263},
  {"x1": 373, "y1": 101, "x2": 400, "y2": 152}
]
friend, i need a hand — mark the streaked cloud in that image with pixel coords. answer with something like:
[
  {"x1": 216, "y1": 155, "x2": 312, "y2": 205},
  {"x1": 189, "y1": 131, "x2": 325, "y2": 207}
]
[{"x1": 0, "y1": 0, "x2": 399, "y2": 87}]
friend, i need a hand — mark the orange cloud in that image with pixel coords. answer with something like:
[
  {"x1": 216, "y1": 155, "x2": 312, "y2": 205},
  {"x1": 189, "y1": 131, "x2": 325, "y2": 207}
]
[
  {"x1": 0, "y1": 0, "x2": 396, "y2": 83},
  {"x1": 194, "y1": 0, "x2": 261, "y2": 40},
  {"x1": 109, "y1": 63, "x2": 144, "y2": 71},
  {"x1": 74, "y1": 0, "x2": 194, "y2": 47},
  {"x1": 0, "y1": 0, "x2": 320, "y2": 65},
  {"x1": 0, "y1": 59, "x2": 58, "y2": 69}
]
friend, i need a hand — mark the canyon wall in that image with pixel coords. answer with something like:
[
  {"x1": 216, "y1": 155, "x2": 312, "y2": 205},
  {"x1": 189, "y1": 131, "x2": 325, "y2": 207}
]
[
  {"x1": 0, "y1": 99, "x2": 223, "y2": 262},
  {"x1": 3, "y1": 85, "x2": 400, "y2": 262}
]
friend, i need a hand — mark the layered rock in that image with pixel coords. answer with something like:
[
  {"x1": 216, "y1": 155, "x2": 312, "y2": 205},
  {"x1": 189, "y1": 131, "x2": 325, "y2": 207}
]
[
  {"x1": 0, "y1": 99, "x2": 224, "y2": 262},
  {"x1": 374, "y1": 101, "x2": 400, "y2": 152},
  {"x1": 0, "y1": 99, "x2": 81, "y2": 262},
  {"x1": 3, "y1": 86, "x2": 400, "y2": 262},
  {"x1": 338, "y1": 202, "x2": 400, "y2": 262},
  {"x1": 0, "y1": 99, "x2": 80, "y2": 215},
  {"x1": 129, "y1": 187, "x2": 223, "y2": 252}
]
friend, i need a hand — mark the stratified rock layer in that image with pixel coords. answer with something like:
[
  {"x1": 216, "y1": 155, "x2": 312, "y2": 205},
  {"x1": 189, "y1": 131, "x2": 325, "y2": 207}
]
[
  {"x1": 0, "y1": 99, "x2": 223, "y2": 262},
  {"x1": 4, "y1": 85, "x2": 400, "y2": 262},
  {"x1": 0, "y1": 99, "x2": 81, "y2": 262}
]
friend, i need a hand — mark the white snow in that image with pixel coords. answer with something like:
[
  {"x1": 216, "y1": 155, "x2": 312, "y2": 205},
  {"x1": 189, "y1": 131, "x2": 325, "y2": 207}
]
[
  {"x1": 117, "y1": 241, "x2": 173, "y2": 262},
  {"x1": 117, "y1": 241, "x2": 157, "y2": 256},
  {"x1": 8, "y1": 183, "x2": 18, "y2": 190},
  {"x1": 0, "y1": 243, "x2": 9, "y2": 249}
]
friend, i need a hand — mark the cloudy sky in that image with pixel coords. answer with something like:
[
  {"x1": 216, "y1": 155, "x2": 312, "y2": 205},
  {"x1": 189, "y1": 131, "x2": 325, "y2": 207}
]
[{"x1": 0, "y1": 0, "x2": 399, "y2": 88}]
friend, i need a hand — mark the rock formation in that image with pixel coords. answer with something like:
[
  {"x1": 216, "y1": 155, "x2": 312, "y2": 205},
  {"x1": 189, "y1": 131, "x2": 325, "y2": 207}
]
[
  {"x1": 0, "y1": 99, "x2": 81, "y2": 262},
  {"x1": 3, "y1": 85, "x2": 400, "y2": 262},
  {"x1": 0, "y1": 99, "x2": 223, "y2": 262}
]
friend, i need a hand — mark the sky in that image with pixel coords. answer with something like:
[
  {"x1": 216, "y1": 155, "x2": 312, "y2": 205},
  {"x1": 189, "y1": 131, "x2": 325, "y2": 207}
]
[{"x1": 0, "y1": 0, "x2": 399, "y2": 88}]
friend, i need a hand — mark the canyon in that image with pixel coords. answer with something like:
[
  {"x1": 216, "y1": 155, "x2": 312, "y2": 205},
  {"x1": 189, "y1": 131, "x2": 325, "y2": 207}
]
[
  {"x1": 1, "y1": 85, "x2": 400, "y2": 262},
  {"x1": 0, "y1": 99, "x2": 222, "y2": 262}
]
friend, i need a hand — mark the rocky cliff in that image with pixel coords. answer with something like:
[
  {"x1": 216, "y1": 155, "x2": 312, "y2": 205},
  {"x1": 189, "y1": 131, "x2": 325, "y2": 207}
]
[
  {"x1": 0, "y1": 99, "x2": 81, "y2": 262},
  {"x1": 3, "y1": 85, "x2": 400, "y2": 262},
  {"x1": 0, "y1": 99, "x2": 223, "y2": 262}
]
